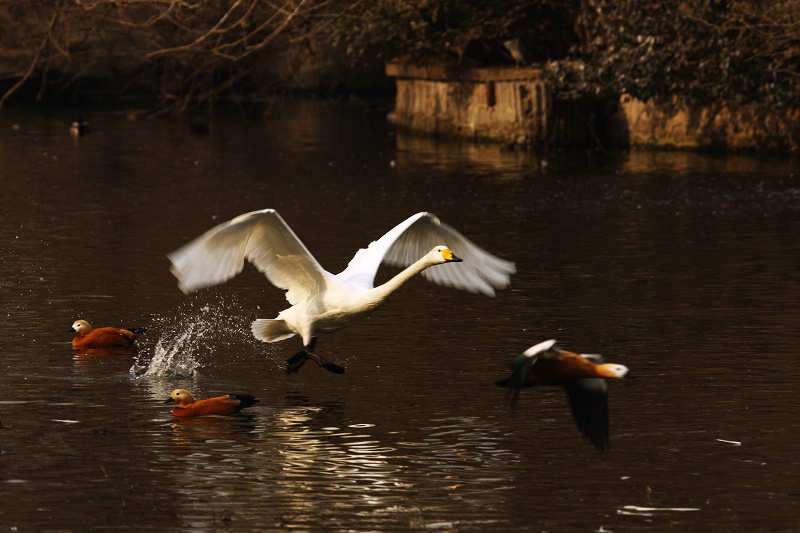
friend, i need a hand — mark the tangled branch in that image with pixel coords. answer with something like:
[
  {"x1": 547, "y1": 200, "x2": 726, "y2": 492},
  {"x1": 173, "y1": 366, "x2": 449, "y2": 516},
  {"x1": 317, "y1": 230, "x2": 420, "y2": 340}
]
[{"x1": 0, "y1": 0, "x2": 354, "y2": 113}]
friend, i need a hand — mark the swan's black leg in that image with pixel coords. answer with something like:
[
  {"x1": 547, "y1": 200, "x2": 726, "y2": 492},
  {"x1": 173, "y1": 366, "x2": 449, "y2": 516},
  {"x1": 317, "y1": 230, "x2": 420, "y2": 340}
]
[
  {"x1": 285, "y1": 338, "x2": 346, "y2": 374},
  {"x1": 286, "y1": 349, "x2": 309, "y2": 374}
]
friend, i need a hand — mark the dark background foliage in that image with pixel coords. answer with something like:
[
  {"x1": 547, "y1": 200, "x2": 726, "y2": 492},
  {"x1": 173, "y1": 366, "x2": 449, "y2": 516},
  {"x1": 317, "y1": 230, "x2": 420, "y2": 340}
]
[
  {"x1": 551, "y1": 0, "x2": 800, "y2": 107},
  {"x1": 1, "y1": 0, "x2": 798, "y2": 112}
]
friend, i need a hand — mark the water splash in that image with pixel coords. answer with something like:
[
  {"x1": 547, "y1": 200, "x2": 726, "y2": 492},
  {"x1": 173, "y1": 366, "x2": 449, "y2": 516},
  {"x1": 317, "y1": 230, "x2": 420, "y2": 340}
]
[
  {"x1": 131, "y1": 295, "x2": 264, "y2": 378},
  {"x1": 135, "y1": 321, "x2": 204, "y2": 378}
]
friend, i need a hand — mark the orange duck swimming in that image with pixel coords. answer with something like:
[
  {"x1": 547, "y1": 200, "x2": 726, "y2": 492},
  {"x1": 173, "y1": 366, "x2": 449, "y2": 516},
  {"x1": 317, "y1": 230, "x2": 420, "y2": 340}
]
[
  {"x1": 165, "y1": 389, "x2": 259, "y2": 418},
  {"x1": 69, "y1": 320, "x2": 146, "y2": 348},
  {"x1": 496, "y1": 339, "x2": 633, "y2": 451}
]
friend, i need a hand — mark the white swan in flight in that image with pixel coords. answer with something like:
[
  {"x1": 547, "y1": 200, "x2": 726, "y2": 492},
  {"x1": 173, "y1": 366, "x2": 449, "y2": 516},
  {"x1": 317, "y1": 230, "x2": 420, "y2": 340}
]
[{"x1": 168, "y1": 209, "x2": 515, "y2": 374}]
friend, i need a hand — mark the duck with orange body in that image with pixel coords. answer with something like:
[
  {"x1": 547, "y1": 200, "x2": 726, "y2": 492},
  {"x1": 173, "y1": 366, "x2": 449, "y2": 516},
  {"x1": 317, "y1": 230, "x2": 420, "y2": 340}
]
[
  {"x1": 165, "y1": 389, "x2": 259, "y2": 418},
  {"x1": 69, "y1": 320, "x2": 146, "y2": 348},
  {"x1": 497, "y1": 339, "x2": 633, "y2": 450}
]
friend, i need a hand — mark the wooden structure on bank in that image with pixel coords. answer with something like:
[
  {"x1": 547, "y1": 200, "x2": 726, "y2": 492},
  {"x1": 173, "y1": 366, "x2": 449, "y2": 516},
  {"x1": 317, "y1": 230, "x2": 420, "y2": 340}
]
[
  {"x1": 386, "y1": 62, "x2": 583, "y2": 147},
  {"x1": 387, "y1": 62, "x2": 800, "y2": 153}
]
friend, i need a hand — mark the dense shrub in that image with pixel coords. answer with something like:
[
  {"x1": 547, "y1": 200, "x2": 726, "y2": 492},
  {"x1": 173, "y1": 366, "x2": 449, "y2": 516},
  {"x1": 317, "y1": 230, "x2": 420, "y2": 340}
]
[
  {"x1": 326, "y1": 0, "x2": 578, "y2": 66},
  {"x1": 331, "y1": 0, "x2": 800, "y2": 108},
  {"x1": 550, "y1": 0, "x2": 800, "y2": 108}
]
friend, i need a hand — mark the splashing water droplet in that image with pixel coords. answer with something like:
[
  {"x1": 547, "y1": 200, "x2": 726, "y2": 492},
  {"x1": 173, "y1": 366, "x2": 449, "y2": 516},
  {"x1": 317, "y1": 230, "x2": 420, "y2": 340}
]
[
  {"x1": 138, "y1": 322, "x2": 203, "y2": 378},
  {"x1": 131, "y1": 294, "x2": 268, "y2": 378}
]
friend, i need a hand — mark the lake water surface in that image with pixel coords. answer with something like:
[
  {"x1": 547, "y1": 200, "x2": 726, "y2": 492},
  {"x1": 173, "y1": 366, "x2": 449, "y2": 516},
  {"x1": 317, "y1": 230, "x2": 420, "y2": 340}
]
[{"x1": 1, "y1": 100, "x2": 799, "y2": 531}]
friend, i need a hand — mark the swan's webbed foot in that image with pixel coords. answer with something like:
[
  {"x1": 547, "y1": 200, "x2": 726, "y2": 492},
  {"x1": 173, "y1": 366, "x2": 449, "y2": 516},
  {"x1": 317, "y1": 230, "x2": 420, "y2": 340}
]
[
  {"x1": 319, "y1": 359, "x2": 346, "y2": 374},
  {"x1": 285, "y1": 346, "x2": 345, "y2": 375}
]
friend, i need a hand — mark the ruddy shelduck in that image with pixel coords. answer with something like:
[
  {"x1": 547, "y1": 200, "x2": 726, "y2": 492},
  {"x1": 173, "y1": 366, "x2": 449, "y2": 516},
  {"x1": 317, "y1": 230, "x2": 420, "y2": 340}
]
[
  {"x1": 168, "y1": 209, "x2": 515, "y2": 375},
  {"x1": 69, "y1": 320, "x2": 146, "y2": 348},
  {"x1": 496, "y1": 339, "x2": 633, "y2": 451},
  {"x1": 165, "y1": 389, "x2": 259, "y2": 418},
  {"x1": 70, "y1": 118, "x2": 90, "y2": 137}
]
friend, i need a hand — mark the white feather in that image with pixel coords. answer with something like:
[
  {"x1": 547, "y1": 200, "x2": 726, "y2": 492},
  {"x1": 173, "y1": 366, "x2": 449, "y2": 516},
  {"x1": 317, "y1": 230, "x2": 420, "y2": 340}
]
[{"x1": 168, "y1": 209, "x2": 515, "y2": 349}]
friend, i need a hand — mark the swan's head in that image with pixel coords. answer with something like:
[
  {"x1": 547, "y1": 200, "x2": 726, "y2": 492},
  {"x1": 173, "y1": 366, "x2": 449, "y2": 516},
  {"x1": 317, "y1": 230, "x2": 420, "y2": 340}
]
[
  {"x1": 598, "y1": 364, "x2": 633, "y2": 379},
  {"x1": 166, "y1": 389, "x2": 196, "y2": 407},
  {"x1": 69, "y1": 320, "x2": 92, "y2": 334},
  {"x1": 432, "y1": 246, "x2": 462, "y2": 264}
]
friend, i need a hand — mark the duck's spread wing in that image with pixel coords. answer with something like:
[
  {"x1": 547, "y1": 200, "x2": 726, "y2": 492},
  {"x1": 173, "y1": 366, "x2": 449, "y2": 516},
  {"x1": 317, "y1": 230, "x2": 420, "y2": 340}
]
[
  {"x1": 496, "y1": 340, "x2": 559, "y2": 409},
  {"x1": 564, "y1": 378, "x2": 610, "y2": 451},
  {"x1": 168, "y1": 209, "x2": 328, "y2": 304},
  {"x1": 499, "y1": 352, "x2": 540, "y2": 409},
  {"x1": 338, "y1": 212, "x2": 515, "y2": 295}
]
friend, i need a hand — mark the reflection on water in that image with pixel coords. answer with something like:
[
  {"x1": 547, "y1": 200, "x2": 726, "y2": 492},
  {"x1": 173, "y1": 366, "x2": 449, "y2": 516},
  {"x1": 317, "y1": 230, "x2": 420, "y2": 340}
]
[
  {"x1": 395, "y1": 133, "x2": 545, "y2": 181},
  {"x1": 1, "y1": 101, "x2": 799, "y2": 531},
  {"x1": 150, "y1": 400, "x2": 519, "y2": 530}
]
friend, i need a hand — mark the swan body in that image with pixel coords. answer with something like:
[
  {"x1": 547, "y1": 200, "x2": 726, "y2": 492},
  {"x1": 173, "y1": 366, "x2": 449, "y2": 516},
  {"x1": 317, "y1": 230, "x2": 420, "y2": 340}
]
[
  {"x1": 168, "y1": 209, "x2": 515, "y2": 373},
  {"x1": 496, "y1": 339, "x2": 633, "y2": 450}
]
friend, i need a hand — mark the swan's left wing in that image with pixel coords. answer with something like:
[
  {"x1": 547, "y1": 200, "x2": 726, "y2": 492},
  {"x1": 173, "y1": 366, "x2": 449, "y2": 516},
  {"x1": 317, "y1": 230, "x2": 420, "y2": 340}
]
[
  {"x1": 338, "y1": 212, "x2": 515, "y2": 296},
  {"x1": 168, "y1": 209, "x2": 329, "y2": 305}
]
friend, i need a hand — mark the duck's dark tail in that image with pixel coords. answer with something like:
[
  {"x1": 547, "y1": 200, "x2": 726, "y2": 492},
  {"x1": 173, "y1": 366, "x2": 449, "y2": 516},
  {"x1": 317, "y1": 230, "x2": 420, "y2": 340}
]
[
  {"x1": 230, "y1": 394, "x2": 259, "y2": 412},
  {"x1": 128, "y1": 327, "x2": 147, "y2": 334}
]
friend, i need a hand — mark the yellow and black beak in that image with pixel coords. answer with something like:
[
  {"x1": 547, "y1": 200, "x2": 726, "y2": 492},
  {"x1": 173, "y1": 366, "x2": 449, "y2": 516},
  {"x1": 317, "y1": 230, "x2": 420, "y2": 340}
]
[{"x1": 443, "y1": 248, "x2": 463, "y2": 262}]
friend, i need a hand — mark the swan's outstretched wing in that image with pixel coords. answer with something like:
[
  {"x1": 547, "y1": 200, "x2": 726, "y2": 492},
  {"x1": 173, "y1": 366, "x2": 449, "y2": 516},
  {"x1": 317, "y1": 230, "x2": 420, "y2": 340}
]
[
  {"x1": 338, "y1": 212, "x2": 515, "y2": 296},
  {"x1": 168, "y1": 209, "x2": 328, "y2": 305}
]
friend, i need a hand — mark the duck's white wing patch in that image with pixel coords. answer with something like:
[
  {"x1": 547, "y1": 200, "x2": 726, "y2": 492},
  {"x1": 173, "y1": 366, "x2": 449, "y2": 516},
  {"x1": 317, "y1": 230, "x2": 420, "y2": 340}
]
[
  {"x1": 168, "y1": 209, "x2": 329, "y2": 305},
  {"x1": 522, "y1": 339, "x2": 558, "y2": 358},
  {"x1": 338, "y1": 212, "x2": 515, "y2": 296},
  {"x1": 580, "y1": 353, "x2": 606, "y2": 364}
]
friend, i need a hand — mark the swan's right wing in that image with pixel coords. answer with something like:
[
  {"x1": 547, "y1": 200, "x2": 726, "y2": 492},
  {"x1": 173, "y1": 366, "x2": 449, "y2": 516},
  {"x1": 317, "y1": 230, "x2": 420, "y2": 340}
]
[
  {"x1": 168, "y1": 209, "x2": 328, "y2": 305},
  {"x1": 338, "y1": 212, "x2": 515, "y2": 296}
]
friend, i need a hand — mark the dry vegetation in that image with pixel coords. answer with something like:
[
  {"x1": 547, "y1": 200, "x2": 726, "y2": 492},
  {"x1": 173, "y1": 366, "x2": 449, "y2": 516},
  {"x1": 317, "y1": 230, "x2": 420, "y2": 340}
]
[
  {"x1": 0, "y1": 0, "x2": 346, "y2": 113},
  {"x1": 2, "y1": 0, "x2": 799, "y2": 113}
]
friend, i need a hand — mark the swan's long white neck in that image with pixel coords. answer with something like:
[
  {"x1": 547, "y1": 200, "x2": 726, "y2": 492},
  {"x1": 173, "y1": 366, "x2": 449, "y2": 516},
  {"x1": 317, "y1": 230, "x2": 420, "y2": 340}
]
[{"x1": 368, "y1": 253, "x2": 441, "y2": 306}]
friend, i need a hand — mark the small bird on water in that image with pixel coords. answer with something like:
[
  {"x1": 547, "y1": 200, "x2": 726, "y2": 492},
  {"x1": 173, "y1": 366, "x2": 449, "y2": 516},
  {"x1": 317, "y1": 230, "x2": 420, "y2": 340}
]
[
  {"x1": 70, "y1": 118, "x2": 90, "y2": 137},
  {"x1": 165, "y1": 389, "x2": 259, "y2": 418},
  {"x1": 496, "y1": 339, "x2": 633, "y2": 450},
  {"x1": 69, "y1": 320, "x2": 146, "y2": 349}
]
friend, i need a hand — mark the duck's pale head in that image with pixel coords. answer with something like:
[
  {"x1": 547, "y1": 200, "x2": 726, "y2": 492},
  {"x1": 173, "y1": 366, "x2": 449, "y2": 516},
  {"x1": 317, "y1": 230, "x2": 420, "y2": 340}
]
[
  {"x1": 69, "y1": 320, "x2": 92, "y2": 334},
  {"x1": 166, "y1": 389, "x2": 196, "y2": 407},
  {"x1": 599, "y1": 364, "x2": 633, "y2": 379}
]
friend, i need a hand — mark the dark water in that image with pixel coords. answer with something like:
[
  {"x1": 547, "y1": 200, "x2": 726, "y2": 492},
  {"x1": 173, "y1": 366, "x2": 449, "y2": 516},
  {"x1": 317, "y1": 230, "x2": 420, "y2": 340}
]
[{"x1": 1, "y1": 101, "x2": 799, "y2": 531}]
